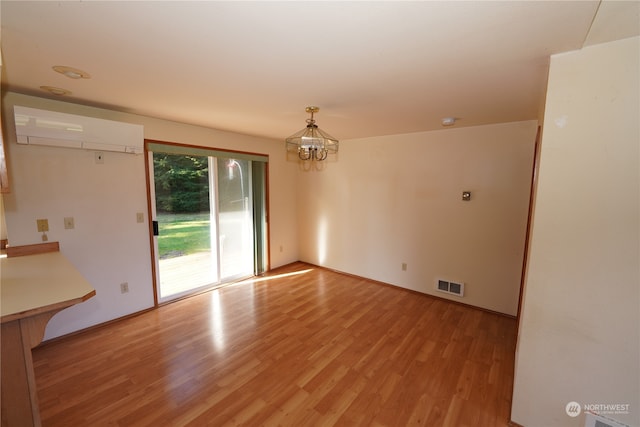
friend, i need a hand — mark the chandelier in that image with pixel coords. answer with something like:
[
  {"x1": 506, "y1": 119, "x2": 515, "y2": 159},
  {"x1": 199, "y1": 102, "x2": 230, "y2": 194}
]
[{"x1": 285, "y1": 106, "x2": 339, "y2": 161}]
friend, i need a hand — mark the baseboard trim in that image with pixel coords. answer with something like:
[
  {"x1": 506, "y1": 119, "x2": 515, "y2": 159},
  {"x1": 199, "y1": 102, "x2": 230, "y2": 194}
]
[
  {"x1": 309, "y1": 262, "x2": 517, "y2": 320},
  {"x1": 37, "y1": 307, "x2": 155, "y2": 348},
  {"x1": 36, "y1": 262, "x2": 306, "y2": 347}
]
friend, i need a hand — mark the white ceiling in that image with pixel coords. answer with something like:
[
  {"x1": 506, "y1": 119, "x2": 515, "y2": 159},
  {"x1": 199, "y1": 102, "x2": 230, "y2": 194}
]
[{"x1": 1, "y1": 1, "x2": 638, "y2": 141}]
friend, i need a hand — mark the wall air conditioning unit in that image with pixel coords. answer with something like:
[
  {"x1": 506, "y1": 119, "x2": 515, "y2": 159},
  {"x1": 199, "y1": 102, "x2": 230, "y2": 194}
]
[{"x1": 14, "y1": 106, "x2": 144, "y2": 154}]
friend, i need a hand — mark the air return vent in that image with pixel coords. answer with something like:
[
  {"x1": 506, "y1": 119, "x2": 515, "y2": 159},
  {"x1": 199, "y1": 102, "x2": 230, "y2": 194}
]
[
  {"x1": 436, "y1": 279, "x2": 464, "y2": 297},
  {"x1": 584, "y1": 412, "x2": 629, "y2": 427}
]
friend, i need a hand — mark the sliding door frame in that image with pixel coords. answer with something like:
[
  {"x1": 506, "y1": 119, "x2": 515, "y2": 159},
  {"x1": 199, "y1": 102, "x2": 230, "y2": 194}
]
[{"x1": 143, "y1": 139, "x2": 270, "y2": 306}]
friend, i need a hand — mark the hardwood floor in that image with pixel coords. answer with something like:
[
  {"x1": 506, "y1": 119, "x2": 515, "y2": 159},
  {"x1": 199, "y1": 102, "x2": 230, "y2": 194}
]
[{"x1": 32, "y1": 262, "x2": 517, "y2": 426}]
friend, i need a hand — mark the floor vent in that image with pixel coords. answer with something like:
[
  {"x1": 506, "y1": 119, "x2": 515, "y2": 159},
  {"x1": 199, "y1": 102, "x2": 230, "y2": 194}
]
[
  {"x1": 584, "y1": 412, "x2": 629, "y2": 427},
  {"x1": 436, "y1": 279, "x2": 464, "y2": 297}
]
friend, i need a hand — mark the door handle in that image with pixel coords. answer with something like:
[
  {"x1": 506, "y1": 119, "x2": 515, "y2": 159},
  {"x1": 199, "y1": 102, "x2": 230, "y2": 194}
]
[{"x1": 152, "y1": 220, "x2": 159, "y2": 236}]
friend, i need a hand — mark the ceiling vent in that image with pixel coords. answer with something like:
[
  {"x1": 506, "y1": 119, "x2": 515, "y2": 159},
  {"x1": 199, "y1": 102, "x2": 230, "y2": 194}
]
[{"x1": 584, "y1": 412, "x2": 629, "y2": 427}]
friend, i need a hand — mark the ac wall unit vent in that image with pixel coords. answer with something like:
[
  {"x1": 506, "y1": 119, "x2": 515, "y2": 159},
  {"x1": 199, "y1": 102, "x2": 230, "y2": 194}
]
[
  {"x1": 584, "y1": 412, "x2": 629, "y2": 427},
  {"x1": 436, "y1": 279, "x2": 464, "y2": 297},
  {"x1": 14, "y1": 106, "x2": 143, "y2": 154}
]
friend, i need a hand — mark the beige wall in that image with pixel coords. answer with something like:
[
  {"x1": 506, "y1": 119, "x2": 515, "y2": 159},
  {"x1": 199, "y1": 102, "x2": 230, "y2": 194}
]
[
  {"x1": 512, "y1": 36, "x2": 639, "y2": 427},
  {"x1": 297, "y1": 120, "x2": 538, "y2": 316},
  {"x1": 1, "y1": 92, "x2": 299, "y2": 339}
]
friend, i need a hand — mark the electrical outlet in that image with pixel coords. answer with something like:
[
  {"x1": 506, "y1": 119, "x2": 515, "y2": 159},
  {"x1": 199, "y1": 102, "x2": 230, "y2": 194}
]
[
  {"x1": 120, "y1": 282, "x2": 129, "y2": 294},
  {"x1": 402, "y1": 262, "x2": 407, "y2": 271},
  {"x1": 36, "y1": 219, "x2": 49, "y2": 232},
  {"x1": 64, "y1": 217, "x2": 75, "y2": 229}
]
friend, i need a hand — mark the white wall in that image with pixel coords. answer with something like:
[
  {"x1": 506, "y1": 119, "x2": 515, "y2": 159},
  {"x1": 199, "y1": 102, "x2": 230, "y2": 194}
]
[
  {"x1": 297, "y1": 120, "x2": 538, "y2": 316},
  {"x1": 512, "y1": 36, "x2": 639, "y2": 427},
  {"x1": 1, "y1": 92, "x2": 299, "y2": 340}
]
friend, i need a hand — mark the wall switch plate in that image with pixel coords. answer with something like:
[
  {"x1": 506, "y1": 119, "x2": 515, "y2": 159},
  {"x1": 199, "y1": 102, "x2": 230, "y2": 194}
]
[
  {"x1": 402, "y1": 262, "x2": 407, "y2": 271},
  {"x1": 64, "y1": 217, "x2": 75, "y2": 229},
  {"x1": 36, "y1": 219, "x2": 49, "y2": 232},
  {"x1": 120, "y1": 282, "x2": 129, "y2": 294},
  {"x1": 136, "y1": 212, "x2": 144, "y2": 223}
]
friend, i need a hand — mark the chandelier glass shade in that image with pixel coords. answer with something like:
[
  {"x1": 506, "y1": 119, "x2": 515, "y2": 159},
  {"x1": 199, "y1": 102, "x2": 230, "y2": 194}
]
[{"x1": 285, "y1": 107, "x2": 339, "y2": 161}]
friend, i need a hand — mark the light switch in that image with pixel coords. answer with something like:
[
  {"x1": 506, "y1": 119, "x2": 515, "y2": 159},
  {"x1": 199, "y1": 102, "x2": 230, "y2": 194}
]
[
  {"x1": 36, "y1": 219, "x2": 49, "y2": 232},
  {"x1": 136, "y1": 212, "x2": 144, "y2": 223}
]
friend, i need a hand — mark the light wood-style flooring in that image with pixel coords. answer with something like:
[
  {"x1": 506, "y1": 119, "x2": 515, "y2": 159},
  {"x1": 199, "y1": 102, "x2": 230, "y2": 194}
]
[{"x1": 33, "y1": 262, "x2": 517, "y2": 426}]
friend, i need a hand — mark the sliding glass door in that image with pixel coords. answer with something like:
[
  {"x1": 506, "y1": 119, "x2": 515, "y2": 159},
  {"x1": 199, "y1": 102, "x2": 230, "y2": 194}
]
[
  {"x1": 217, "y1": 158, "x2": 254, "y2": 279},
  {"x1": 147, "y1": 142, "x2": 267, "y2": 303}
]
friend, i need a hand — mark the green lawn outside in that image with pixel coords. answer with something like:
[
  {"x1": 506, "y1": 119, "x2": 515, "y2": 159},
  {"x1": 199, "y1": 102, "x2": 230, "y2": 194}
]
[{"x1": 157, "y1": 212, "x2": 210, "y2": 259}]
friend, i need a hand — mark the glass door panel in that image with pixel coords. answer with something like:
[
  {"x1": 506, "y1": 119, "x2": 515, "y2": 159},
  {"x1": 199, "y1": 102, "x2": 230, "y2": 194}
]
[
  {"x1": 152, "y1": 152, "x2": 218, "y2": 301},
  {"x1": 218, "y1": 158, "x2": 254, "y2": 280}
]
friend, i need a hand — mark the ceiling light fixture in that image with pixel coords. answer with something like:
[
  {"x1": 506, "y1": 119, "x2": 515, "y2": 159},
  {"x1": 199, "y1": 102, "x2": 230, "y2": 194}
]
[
  {"x1": 52, "y1": 65, "x2": 91, "y2": 79},
  {"x1": 286, "y1": 106, "x2": 338, "y2": 161},
  {"x1": 40, "y1": 86, "x2": 71, "y2": 96}
]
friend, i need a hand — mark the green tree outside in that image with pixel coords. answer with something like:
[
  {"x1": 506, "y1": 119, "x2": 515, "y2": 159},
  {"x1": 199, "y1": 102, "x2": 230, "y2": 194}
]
[{"x1": 153, "y1": 153, "x2": 209, "y2": 213}]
